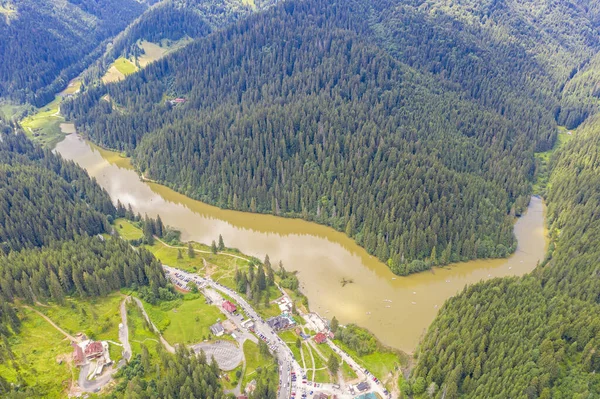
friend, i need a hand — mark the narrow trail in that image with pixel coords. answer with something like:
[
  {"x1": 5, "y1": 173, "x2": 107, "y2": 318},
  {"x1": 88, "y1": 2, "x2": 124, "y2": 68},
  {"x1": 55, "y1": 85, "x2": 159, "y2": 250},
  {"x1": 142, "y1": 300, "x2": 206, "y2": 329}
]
[
  {"x1": 24, "y1": 305, "x2": 79, "y2": 342},
  {"x1": 307, "y1": 342, "x2": 317, "y2": 381},
  {"x1": 119, "y1": 297, "x2": 132, "y2": 362},
  {"x1": 131, "y1": 296, "x2": 175, "y2": 354},
  {"x1": 300, "y1": 343, "x2": 307, "y2": 371},
  {"x1": 155, "y1": 237, "x2": 251, "y2": 262}
]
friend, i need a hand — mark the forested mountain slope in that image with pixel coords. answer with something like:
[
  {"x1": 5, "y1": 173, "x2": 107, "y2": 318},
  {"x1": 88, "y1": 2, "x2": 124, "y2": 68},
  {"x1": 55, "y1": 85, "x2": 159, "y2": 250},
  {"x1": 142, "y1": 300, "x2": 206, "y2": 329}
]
[
  {"x1": 63, "y1": 0, "x2": 548, "y2": 274},
  {"x1": 370, "y1": 0, "x2": 600, "y2": 130},
  {"x1": 82, "y1": 0, "x2": 279, "y2": 86},
  {"x1": 0, "y1": 127, "x2": 115, "y2": 252},
  {"x1": 0, "y1": 0, "x2": 147, "y2": 106},
  {"x1": 411, "y1": 116, "x2": 600, "y2": 398}
]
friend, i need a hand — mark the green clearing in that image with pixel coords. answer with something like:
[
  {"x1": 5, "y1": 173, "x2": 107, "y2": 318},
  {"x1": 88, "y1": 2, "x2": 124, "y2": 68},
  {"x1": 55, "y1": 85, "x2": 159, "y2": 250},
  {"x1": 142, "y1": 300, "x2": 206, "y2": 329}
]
[
  {"x1": 147, "y1": 239, "x2": 207, "y2": 273},
  {"x1": 222, "y1": 364, "x2": 243, "y2": 390},
  {"x1": 307, "y1": 344, "x2": 331, "y2": 383},
  {"x1": 136, "y1": 38, "x2": 193, "y2": 67},
  {"x1": 20, "y1": 96, "x2": 65, "y2": 148},
  {"x1": 113, "y1": 57, "x2": 138, "y2": 76},
  {"x1": 333, "y1": 340, "x2": 401, "y2": 382},
  {"x1": 139, "y1": 293, "x2": 224, "y2": 345},
  {"x1": 16, "y1": 78, "x2": 81, "y2": 148},
  {"x1": 341, "y1": 360, "x2": 356, "y2": 381},
  {"x1": 0, "y1": 307, "x2": 73, "y2": 398},
  {"x1": 533, "y1": 126, "x2": 575, "y2": 195},
  {"x1": 34, "y1": 293, "x2": 123, "y2": 343},
  {"x1": 114, "y1": 218, "x2": 144, "y2": 240},
  {"x1": 312, "y1": 341, "x2": 357, "y2": 382},
  {"x1": 279, "y1": 330, "x2": 302, "y2": 363},
  {"x1": 126, "y1": 301, "x2": 161, "y2": 358},
  {"x1": 117, "y1": 221, "x2": 283, "y2": 319},
  {"x1": 242, "y1": 340, "x2": 275, "y2": 388},
  {"x1": 0, "y1": 101, "x2": 29, "y2": 120}
]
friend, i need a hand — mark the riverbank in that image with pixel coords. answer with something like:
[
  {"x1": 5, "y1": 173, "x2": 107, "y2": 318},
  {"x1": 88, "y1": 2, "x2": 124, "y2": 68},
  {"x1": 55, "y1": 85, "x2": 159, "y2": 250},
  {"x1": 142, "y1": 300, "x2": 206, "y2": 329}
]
[{"x1": 55, "y1": 127, "x2": 548, "y2": 352}]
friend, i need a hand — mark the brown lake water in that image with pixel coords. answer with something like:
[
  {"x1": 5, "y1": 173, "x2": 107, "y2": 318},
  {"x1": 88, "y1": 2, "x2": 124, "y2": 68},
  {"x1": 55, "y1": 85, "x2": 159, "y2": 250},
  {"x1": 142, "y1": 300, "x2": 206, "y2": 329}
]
[{"x1": 55, "y1": 125, "x2": 547, "y2": 352}]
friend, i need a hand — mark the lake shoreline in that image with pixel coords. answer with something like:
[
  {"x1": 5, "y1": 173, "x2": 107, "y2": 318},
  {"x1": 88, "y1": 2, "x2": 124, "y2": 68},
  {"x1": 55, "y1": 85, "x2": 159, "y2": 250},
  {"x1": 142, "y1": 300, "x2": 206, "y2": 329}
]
[{"x1": 55, "y1": 125, "x2": 548, "y2": 352}]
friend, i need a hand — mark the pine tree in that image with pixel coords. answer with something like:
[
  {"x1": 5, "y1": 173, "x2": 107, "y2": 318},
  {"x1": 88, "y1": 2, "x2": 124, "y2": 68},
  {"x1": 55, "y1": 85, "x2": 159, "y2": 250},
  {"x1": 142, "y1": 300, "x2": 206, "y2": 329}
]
[
  {"x1": 188, "y1": 243, "x2": 195, "y2": 258},
  {"x1": 211, "y1": 240, "x2": 218, "y2": 254},
  {"x1": 218, "y1": 234, "x2": 225, "y2": 251},
  {"x1": 327, "y1": 354, "x2": 339, "y2": 374},
  {"x1": 330, "y1": 316, "x2": 339, "y2": 333}
]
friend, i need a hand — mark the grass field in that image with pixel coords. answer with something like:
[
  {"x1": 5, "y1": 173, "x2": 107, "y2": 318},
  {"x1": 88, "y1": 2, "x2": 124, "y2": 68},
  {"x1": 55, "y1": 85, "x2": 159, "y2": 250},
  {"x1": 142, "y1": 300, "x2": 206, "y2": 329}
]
[
  {"x1": 279, "y1": 329, "x2": 303, "y2": 365},
  {"x1": 113, "y1": 220, "x2": 283, "y2": 319},
  {"x1": 17, "y1": 78, "x2": 81, "y2": 148},
  {"x1": 312, "y1": 341, "x2": 357, "y2": 382},
  {"x1": 34, "y1": 293, "x2": 123, "y2": 343},
  {"x1": 300, "y1": 342, "x2": 332, "y2": 383},
  {"x1": 114, "y1": 218, "x2": 144, "y2": 240},
  {"x1": 333, "y1": 340, "x2": 401, "y2": 382},
  {"x1": 0, "y1": 101, "x2": 29, "y2": 120},
  {"x1": 242, "y1": 340, "x2": 275, "y2": 388},
  {"x1": 140, "y1": 294, "x2": 224, "y2": 344},
  {"x1": 102, "y1": 66, "x2": 125, "y2": 83},
  {"x1": 137, "y1": 39, "x2": 193, "y2": 67},
  {"x1": 0, "y1": 307, "x2": 73, "y2": 398},
  {"x1": 114, "y1": 57, "x2": 138, "y2": 76},
  {"x1": 126, "y1": 301, "x2": 161, "y2": 358},
  {"x1": 533, "y1": 126, "x2": 575, "y2": 195},
  {"x1": 20, "y1": 96, "x2": 65, "y2": 148}
]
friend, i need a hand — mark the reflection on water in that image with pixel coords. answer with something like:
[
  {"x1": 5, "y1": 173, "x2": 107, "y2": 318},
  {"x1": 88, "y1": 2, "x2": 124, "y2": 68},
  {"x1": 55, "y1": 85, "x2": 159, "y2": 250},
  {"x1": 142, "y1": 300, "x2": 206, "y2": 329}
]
[{"x1": 55, "y1": 126, "x2": 547, "y2": 352}]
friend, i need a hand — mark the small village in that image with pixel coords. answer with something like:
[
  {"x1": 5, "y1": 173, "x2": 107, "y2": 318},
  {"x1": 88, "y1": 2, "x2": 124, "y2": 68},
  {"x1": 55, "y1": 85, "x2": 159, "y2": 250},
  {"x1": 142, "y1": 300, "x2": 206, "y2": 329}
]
[{"x1": 164, "y1": 265, "x2": 390, "y2": 399}]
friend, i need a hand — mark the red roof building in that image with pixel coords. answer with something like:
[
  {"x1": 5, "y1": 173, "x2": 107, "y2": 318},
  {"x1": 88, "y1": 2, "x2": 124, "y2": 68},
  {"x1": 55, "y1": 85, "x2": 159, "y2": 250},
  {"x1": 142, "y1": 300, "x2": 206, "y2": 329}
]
[
  {"x1": 84, "y1": 341, "x2": 104, "y2": 358},
  {"x1": 72, "y1": 342, "x2": 84, "y2": 365},
  {"x1": 223, "y1": 300, "x2": 237, "y2": 313},
  {"x1": 314, "y1": 332, "x2": 327, "y2": 344}
]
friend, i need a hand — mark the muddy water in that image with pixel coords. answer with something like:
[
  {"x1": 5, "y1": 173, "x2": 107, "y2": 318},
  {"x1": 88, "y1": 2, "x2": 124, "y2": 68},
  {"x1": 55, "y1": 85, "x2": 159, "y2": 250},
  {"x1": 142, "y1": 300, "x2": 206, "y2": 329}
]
[{"x1": 55, "y1": 126, "x2": 547, "y2": 352}]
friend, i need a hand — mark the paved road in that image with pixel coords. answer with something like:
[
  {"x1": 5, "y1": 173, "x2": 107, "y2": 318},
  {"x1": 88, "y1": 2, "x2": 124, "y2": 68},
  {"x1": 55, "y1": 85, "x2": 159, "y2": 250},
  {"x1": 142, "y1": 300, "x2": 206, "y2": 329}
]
[
  {"x1": 164, "y1": 265, "x2": 300, "y2": 399},
  {"x1": 78, "y1": 363, "x2": 115, "y2": 393},
  {"x1": 163, "y1": 265, "x2": 391, "y2": 399}
]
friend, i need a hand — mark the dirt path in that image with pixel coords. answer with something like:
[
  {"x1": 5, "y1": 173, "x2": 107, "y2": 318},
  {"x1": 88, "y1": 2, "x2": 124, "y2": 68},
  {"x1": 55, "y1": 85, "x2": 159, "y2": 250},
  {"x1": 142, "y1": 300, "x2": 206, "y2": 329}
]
[
  {"x1": 24, "y1": 305, "x2": 79, "y2": 342},
  {"x1": 131, "y1": 297, "x2": 175, "y2": 354},
  {"x1": 155, "y1": 237, "x2": 251, "y2": 262},
  {"x1": 306, "y1": 342, "x2": 317, "y2": 381},
  {"x1": 119, "y1": 297, "x2": 132, "y2": 363}
]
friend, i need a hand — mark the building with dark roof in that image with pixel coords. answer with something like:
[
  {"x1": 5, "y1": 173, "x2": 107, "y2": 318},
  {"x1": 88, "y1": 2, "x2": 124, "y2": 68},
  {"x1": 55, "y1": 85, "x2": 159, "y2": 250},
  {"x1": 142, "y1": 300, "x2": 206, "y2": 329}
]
[
  {"x1": 210, "y1": 322, "x2": 224, "y2": 337},
  {"x1": 266, "y1": 315, "x2": 294, "y2": 331},
  {"x1": 356, "y1": 381, "x2": 369, "y2": 392}
]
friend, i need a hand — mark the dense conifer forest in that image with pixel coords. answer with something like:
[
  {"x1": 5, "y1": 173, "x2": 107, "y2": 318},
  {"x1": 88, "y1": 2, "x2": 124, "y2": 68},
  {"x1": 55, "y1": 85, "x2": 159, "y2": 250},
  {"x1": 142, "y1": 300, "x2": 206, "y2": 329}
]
[
  {"x1": 410, "y1": 115, "x2": 600, "y2": 398},
  {"x1": 110, "y1": 347, "x2": 226, "y2": 399},
  {"x1": 64, "y1": 0, "x2": 600, "y2": 274},
  {"x1": 80, "y1": 0, "x2": 280, "y2": 85},
  {"x1": 0, "y1": 0, "x2": 149, "y2": 106}
]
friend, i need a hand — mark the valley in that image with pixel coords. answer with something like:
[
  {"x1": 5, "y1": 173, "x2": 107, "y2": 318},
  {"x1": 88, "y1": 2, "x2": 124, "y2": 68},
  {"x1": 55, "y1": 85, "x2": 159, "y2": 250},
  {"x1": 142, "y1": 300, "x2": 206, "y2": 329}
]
[
  {"x1": 2, "y1": 0, "x2": 600, "y2": 397},
  {"x1": 55, "y1": 125, "x2": 547, "y2": 353}
]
